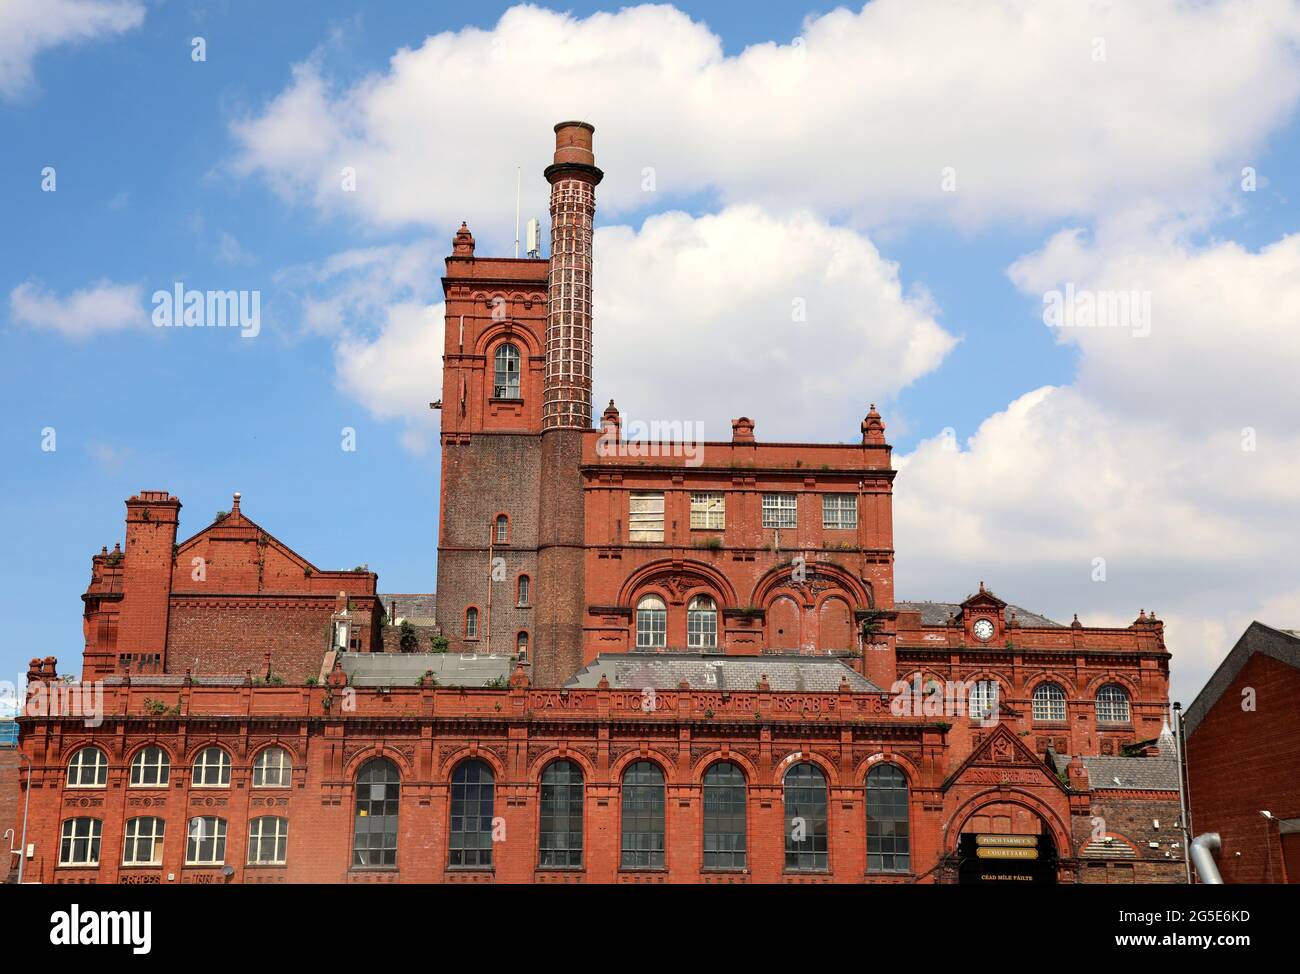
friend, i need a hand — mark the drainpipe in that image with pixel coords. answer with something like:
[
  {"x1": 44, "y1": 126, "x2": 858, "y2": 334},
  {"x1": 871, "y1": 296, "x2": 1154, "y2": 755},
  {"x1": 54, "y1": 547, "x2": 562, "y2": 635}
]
[
  {"x1": 1173, "y1": 701, "x2": 1194, "y2": 883},
  {"x1": 1190, "y1": 833, "x2": 1224, "y2": 884},
  {"x1": 5, "y1": 748, "x2": 33, "y2": 884}
]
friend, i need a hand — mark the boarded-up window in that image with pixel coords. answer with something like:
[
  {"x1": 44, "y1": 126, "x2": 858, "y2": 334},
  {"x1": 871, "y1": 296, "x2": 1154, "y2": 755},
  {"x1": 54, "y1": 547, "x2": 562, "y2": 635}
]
[
  {"x1": 769, "y1": 596, "x2": 799, "y2": 650},
  {"x1": 819, "y1": 597, "x2": 854, "y2": 650},
  {"x1": 690, "y1": 492, "x2": 725, "y2": 530},
  {"x1": 629, "y1": 492, "x2": 665, "y2": 542}
]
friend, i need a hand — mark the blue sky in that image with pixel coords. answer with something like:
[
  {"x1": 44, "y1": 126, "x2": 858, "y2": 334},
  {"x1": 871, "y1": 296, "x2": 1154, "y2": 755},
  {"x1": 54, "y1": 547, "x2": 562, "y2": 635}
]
[{"x1": 3, "y1": 0, "x2": 1300, "y2": 704}]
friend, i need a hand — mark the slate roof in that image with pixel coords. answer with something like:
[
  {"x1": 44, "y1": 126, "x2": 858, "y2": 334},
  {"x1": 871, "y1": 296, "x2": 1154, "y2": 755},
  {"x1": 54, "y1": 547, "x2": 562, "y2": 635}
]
[
  {"x1": 339, "y1": 651, "x2": 510, "y2": 688},
  {"x1": 1184, "y1": 621, "x2": 1300, "y2": 738},
  {"x1": 896, "y1": 600, "x2": 1064, "y2": 628},
  {"x1": 1080, "y1": 726, "x2": 1180, "y2": 792},
  {"x1": 379, "y1": 593, "x2": 437, "y2": 623},
  {"x1": 565, "y1": 654, "x2": 881, "y2": 692}
]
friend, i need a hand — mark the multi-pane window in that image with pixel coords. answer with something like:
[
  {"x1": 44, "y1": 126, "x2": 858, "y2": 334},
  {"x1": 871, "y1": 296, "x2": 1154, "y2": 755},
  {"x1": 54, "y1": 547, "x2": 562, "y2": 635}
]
[
  {"x1": 689, "y1": 492, "x2": 725, "y2": 530},
  {"x1": 783, "y1": 763, "x2": 828, "y2": 871},
  {"x1": 620, "y1": 761, "x2": 665, "y2": 869},
  {"x1": 493, "y1": 342, "x2": 520, "y2": 398},
  {"x1": 352, "y1": 757, "x2": 400, "y2": 868},
  {"x1": 629, "y1": 492, "x2": 665, "y2": 542},
  {"x1": 67, "y1": 746, "x2": 108, "y2": 787},
  {"x1": 969, "y1": 680, "x2": 1000, "y2": 720},
  {"x1": 636, "y1": 595, "x2": 667, "y2": 649},
  {"x1": 192, "y1": 746, "x2": 231, "y2": 788},
  {"x1": 247, "y1": 816, "x2": 288, "y2": 865},
  {"x1": 122, "y1": 817, "x2": 165, "y2": 866},
  {"x1": 1096, "y1": 684, "x2": 1131, "y2": 724},
  {"x1": 186, "y1": 816, "x2": 227, "y2": 865},
  {"x1": 129, "y1": 746, "x2": 170, "y2": 787},
  {"x1": 866, "y1": 764, "x2": 911, "y2": 873},
  {"x1": 59, "y1": 817, "x2": 102, "y2": 866},
  {"x1": 252, "y1": 747, "x2": 291, "y2": 788},
  {"x1": 495, "y1": 514, "x2": 508, "y2": 543},
  {"x1": 762, "y1": 493, "x2": 797, "y2": 529},
  {"x1": 822, "y1": 494, "x2": 858, "y2": 529},
  {"x1": 517, "y1": 575, "x2": 530, "y2": 606},
  {"x1": 517, "y1": 631, "x2": 529, "y2": 655},
  {"x1": 449, "y1": 760, "x2": 495, "y2": 868},
  {"x1": 538, "y1": 760, "x2": 584, "y2": 868},
  {"x1": 465, "y1": 607, "x2": 479, "y2": 639},
  {"x1": 687, "y1": 595, "x2": 718, "y2": 650},
  {"x1": 702, "y1": 762, "x2": 747, "y2": 870},
  {"x1": 1033, "y1": 683, "x2": 1067, "y2": 723}
]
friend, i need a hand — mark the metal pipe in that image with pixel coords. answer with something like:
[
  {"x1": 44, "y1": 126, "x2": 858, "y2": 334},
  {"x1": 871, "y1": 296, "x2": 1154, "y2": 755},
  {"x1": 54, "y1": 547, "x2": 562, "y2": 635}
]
[
  {"x1": 13, "y1": 748, "x2": 32, "y2": 884},
  {"x1": 1190, "y1": 832, "x2": 1224, "y2": 884}
]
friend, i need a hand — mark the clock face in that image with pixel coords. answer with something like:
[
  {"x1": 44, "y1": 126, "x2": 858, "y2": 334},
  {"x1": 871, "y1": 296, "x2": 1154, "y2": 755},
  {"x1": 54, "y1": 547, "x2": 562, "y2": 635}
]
[{"x1": 972, "y1": 618, "x2": 995, "y2": 642}]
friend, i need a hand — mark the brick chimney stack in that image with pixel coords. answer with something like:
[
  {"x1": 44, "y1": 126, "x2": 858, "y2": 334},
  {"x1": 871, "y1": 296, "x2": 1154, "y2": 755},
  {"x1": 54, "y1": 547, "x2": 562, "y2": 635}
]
[
  {"x1": 542, "y1": 121, "x2": 602, "y2": 431},
  {"x1": 109, "y1": 491, "x2": 181, "y2": 679}
]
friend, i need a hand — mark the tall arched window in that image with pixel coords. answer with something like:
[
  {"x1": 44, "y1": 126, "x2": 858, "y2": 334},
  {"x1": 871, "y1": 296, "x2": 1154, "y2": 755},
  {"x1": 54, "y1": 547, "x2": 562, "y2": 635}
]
[
  {"x1": 636, "y1": 595, "x2": 666, "y2": 649},
  {"x1": 687, "y1": 595, "x2": 717, "y2": 649},
  {"x1": 1033, "y1": 682, "x2": 1067, "y2": 722},
  {"x1": 493, "y1": 342, "x2": 521, "y2": 398},
  {"x1": 465, "y1": 606, "x2": 479, "y2": 639},
  {"x1": 495, "y1": 514, "x2": 509, "y2": 543},
  {"x1": 783, "y1": 763, "x2": 828, "y2": 872},
  {"x1": 620, "y1": 761, "x2": 665, "y2": 869},
  {"x1": 517, "y1": 574, "x2": 530, "y2": 606},
  {"x1": 67, "y1": 746, "x2": 108, "y2": 788},
  {"x1": 129, "y1": 746, "x2": 170, "y2": 787},
  {"x1": 516, "y1": 631, "x2": 529, "y2": 656},
  {"x1": 866, "y1": 764, "x2": 910, "y2": 873},
  {"x1": 702, "y1": 762, "x2": 747, "y2": 870},
  {"x1": 192, "y1": 746, "x2": 231, "y2": 787},
  {"x1": 538, "y1": 760, "x2": 584, "y2": 868},
  {"x1": 1096, "y1": 684, "x2": 1131, "y2": 724},
  {"x1": 352, "y1": 757, "x2": 399, "y2": 868},
  {"x1": 449, "y1": 760, "x2": 495, "y2": 868},
  {"x1": 252, "y1": 746, "x2": 291, "y2": 788}
]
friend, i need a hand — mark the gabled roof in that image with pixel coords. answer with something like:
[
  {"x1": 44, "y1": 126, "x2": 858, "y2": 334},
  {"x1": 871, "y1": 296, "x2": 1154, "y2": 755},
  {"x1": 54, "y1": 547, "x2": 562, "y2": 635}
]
[
  {"x1": 565, "y1": 654, "x2": 880, "y2": 692},
  {"x1": 1184, "y1": 621, "x2": 1300, "y2": 737},
  {"x1": 940, "y1": 722, "x2": 1068, "y2": 794}
]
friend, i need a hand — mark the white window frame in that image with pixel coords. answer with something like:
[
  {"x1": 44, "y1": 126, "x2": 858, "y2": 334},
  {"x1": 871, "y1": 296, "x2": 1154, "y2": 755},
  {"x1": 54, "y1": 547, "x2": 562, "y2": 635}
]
[
  {"x1": 517, "y1": 575, "x2": 530, "y2": 606},
  {"x1": 247, "y1": 816, "x2": 289, "y2": 866},
  {"x1": 636, "y1": 595, "x2": 667, "y2": 649},
  {"x1": 689, "y1": 492, "x2": 725, "y2": 530},
  {"x1": 1096, "y1": 684, "x2": 1131, "y2": 724},
  {"x1": 252, "y1": 747, "x2": 291, "y2": 788},
  {"x1": 493, "y1": 342, "x2": 521, "y2": 399},
  {"x1": 822, "y1": 494, "x2": 858, "y2": 530},
  {"x1": 968, "y1": 680, "x2": 1000, "y2": 720},
  {"x1": 67, "y1": 746, "x2": 108, "y2": 788},
  {"x1": 687, "y1": 595, "x2": 718, "y2": 649},
  {"x1": 629, "y1": 492, "x2": 665, "y2": 543},
  {"x1": 59, "y1": 817, "x2": 102, "y2": 867},
  {"x1": 122, "y1": 816, "x2": 165, "y2": 866},
  {"x1": 466, "y1": 607, "x2": 479, "y2": 639},
  {"x1": 762, "y1": 493, "x2": 797, "y2": 529},
  {"x1": 186, "y1": 816, "x2": 228, "y2": 866},
  {"x1": 192, "y1": 746, "x2": 231, "y2": 788},
  {"x1": 1032, "y1": 683, "x2": 1067, "y2": 723},
  {"x1": 129, "y1": 746, "x2": 170, "y2": 788}
]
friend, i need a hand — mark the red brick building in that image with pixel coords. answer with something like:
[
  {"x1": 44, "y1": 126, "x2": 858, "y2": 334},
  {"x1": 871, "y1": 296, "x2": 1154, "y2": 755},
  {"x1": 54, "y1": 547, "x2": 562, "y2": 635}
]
[
  {"x1": 7, "y1": 121, "x2": 1182, "y2": 885},
  {"x1": 1185, "y1": 622, "x2": 1300, "y2": 883}
]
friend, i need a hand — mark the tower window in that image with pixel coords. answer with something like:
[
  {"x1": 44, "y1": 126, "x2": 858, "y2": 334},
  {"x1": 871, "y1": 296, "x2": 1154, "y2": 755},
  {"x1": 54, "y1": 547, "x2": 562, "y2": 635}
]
[
  {"x1": 517, "y1": 575, "x2": 530, "y2": 606},
  {"x1": 762, "y1": 493, "x2": 797, "y2": 529},
  {"x1": 466, "y1": 607, "x2": 479, "y2": 639},
  {"x1": 494, "y1": 343, "x2": 521, "y2": 398},
  {"x1": 495, "y1": 514, "x2": 509, "y2": 543}
]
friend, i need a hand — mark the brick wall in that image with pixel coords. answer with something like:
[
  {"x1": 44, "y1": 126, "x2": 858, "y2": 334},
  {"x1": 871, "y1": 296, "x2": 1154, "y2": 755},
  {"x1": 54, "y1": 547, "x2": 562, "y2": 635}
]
[
  {"x1": 0, "y1": 749, "x2": 20, "y2": 882},
  {"x1": 1072, "y1": 793, "x2": 1184, "y2": 884}
]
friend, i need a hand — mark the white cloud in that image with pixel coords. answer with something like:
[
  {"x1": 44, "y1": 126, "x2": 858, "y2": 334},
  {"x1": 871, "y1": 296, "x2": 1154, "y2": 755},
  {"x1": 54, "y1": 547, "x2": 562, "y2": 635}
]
[
  {"x1": 0, "y1": 0, "x2": 144, "y2": 98},
  {"x1": 9, "y1": 279, "x2": 143, "y2": 337},
  {"x1": 231, "y1": 0, "x2": 1300, "y2": 230},
  {"x1": 217, "y1": 232, "x2": 255, "y2": 266}
]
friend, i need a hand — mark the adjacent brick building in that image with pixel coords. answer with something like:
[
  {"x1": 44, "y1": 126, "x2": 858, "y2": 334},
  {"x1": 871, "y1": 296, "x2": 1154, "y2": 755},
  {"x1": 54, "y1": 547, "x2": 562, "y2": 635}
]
[{"x1": 7, "y1": 121, "x2": 1182, "y2": 885}]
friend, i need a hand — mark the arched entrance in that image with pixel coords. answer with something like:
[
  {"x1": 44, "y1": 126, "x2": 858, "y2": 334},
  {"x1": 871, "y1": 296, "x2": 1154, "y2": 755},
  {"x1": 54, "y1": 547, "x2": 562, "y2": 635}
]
[{"x1": 954, "y1": 801, "x2": 1062, "y2": 885}]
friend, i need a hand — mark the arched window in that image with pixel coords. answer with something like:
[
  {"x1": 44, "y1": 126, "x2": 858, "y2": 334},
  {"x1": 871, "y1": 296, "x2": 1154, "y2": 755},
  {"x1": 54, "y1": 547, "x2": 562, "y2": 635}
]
[
  {"x1": 252, "y1": 747, "x2": 291, "y2": 788},
  {"x1": 59, "y1": 817, "x2": 102, "y2": 866},
  {"x1": 186, "y1": 816, "x2": 227, "y2": 865},
  {"x1": 702, "y1": 762, "x2": 747, "y2": 870},
  {"x1": 129, "y1": 746, "x2": 170, "y2": 788},
  {"x1": 636, "y1": 595, "x2": 666, "y2": 649},
  {"x1": 866, "y1": 764, "x2": 910, "y2": 873},
  {"x1": 352, "y1": 757, "x2": 400, "y2": 868},
  {"x1": 192, "y1": 746, "x2": 231, "y2": 788},
  {"x1": 1033, "y1": 683, "x2": 1067, "y2": 723},
  {"x1": 687, "y1": 595, "x2": 717, "y2": 649},
  {"x1": 493, "y1": 342, "x2": 521, "y2": 398},
  {"x1": 67, "y1": 746, "x2": 107, "y2": 788},
  {"x1": 248, "y1": 816, "x2": 289, "y2": 865},
  {"x1": 539, "y1": 760, "x2": 584, "y2": 868},
  {"x1": 495, "y1": 514, "x2": 509, "y2": 543},
  {"x1": 465, "y1": 607, "x2": 479, "y2": 639},
  {"x1": 968, "y1": 680, "x2": 1000, "y2": 720},
  {"x1": 516, "y1": 631, "x2": 529, "y2": 656},
  {"x1": 122, "y1": 817, "x2": 164, "y2": 866},
  {"x1": 449, "y1": 760, "x2": 495, "y2": 868},
  {"x1": 620, "y1": 761, "x2": 665, "y2": 869},
  {"x1": 783, "y1": 763, "x2": 828, "y2": 872},
  {"x1": 517, "y1": 574, "x2": 530, "y2": 606},
  {"x1": 1096, "y1": 684, "x2": 1131, "y2": 724}
]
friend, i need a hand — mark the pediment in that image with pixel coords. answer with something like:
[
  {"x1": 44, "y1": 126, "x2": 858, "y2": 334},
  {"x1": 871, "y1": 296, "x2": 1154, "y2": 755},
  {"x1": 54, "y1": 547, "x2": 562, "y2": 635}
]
[{"x1": 941, "y1": 723, "x2": 1067, "y2": 794}]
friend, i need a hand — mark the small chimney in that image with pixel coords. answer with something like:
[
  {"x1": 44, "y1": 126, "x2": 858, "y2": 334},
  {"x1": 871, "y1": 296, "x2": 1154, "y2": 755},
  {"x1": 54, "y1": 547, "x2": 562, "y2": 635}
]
[{"x1": 731, "y1": 417, "x2": 755, "y2": 442}]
